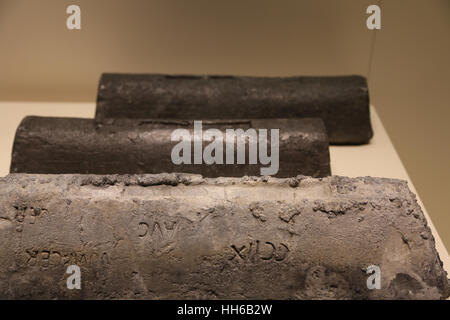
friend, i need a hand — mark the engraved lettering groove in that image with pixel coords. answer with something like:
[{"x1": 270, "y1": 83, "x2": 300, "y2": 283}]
[
  {"x1": 137, "y1": 219, "x2": 179, "y2": 241},
  {"x1": 230, "y1": 240, "x2": 289, "y2": 262}
]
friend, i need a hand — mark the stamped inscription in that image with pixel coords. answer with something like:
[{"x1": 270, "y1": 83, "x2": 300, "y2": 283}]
[
  {"x1": 13, "y1": 205, "x2": 48, "y2": 232},
  {"x1": 24, "y1": 249, "x2": 110, "y2": 268}
]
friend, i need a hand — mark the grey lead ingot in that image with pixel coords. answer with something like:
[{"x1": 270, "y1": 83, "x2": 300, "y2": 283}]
[
  {"x1": 96, "y1": 74, "x2": 373, "y2": 145},
  {"x1": 0, "y1": 174, "x2": 448, "y2": 299}
]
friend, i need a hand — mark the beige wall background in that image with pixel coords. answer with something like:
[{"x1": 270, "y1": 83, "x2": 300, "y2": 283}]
[{"x1": 0, "y1": 0, "x2": 449, "y2": 249}]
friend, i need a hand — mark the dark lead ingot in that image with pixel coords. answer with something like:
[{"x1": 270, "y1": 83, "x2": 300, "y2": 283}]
[
  {"x1": 10, "y1": 116, "x2": 331, "y2": 178},
  {"x1": 0, "y1": 174, "x2": 447, "y2": 299},
  {"x1": 96, "y1": 73, "x2": 373, "y2": 145}
]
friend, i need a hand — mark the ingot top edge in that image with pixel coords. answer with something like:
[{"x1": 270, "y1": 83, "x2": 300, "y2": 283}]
[{"x1": 1, "y1": 173, "x2": 409, "y2": 189}]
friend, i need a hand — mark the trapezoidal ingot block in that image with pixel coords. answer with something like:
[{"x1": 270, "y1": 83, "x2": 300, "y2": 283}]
[
  {"x1": 0, "y1": 174, "x2": 448, "y2": 299},
  {"x1": 10, "y1": 116, "x2": 331, "y2": 178},
  {"x1": 95, "y1": 73, "x2": 373, "y2": 145}
]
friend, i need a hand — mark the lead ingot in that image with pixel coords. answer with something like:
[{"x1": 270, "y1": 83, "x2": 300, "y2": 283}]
[
  {"x1": 10, "y1": 117, "x2": 330, "y2": 178},
  {"x1": 96, "y1": 74, "x2": 373, "y2": 145},
  {"x1": 0, "y1": 174, "x2": 447, "y2": 299}
]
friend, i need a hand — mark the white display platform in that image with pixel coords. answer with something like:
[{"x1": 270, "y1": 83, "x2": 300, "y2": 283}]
[{"x1": 0, "y1": 102, "x2": 448, "y2": 274}]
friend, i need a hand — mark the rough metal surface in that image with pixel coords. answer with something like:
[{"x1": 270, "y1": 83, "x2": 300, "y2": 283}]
[
  {"x1": 96, "y1": 73, "x2": 373, "y2": 145},
  {"x1": 0, "y1": 174, "x2": 447, "y2": 300},
  {"x1": 10, "y1": 116, "x2": 331, "y2": 178}
]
